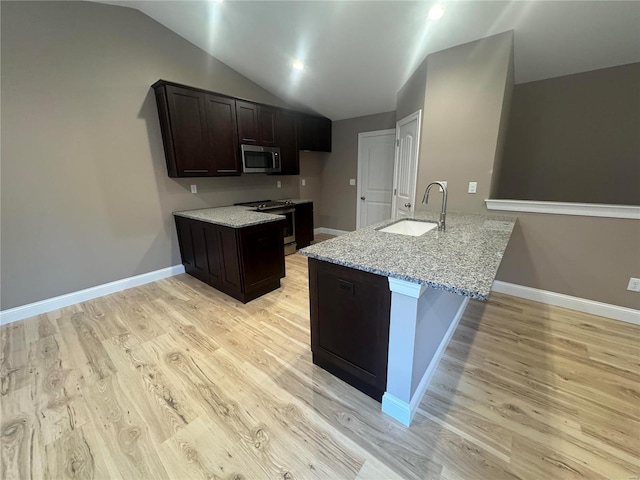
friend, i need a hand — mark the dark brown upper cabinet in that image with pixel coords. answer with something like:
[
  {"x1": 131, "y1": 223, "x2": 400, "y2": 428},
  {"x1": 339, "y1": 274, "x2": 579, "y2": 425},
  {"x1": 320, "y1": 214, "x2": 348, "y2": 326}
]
[
  {"x1": 298, "y1": 114, "x2": 332, "y2": 152},
  {"x1": 236, "y1": 101, "x2": 277, "y2": 147},
  {"x1": 276, "y1": 110, "x2": 299, "y2": 175},
  {"x1": 153, "y1": 81, "x2": 240, "y2": 177},
  {"x1": 152, "y1": 80, "x2": 331, "y2": 178}
]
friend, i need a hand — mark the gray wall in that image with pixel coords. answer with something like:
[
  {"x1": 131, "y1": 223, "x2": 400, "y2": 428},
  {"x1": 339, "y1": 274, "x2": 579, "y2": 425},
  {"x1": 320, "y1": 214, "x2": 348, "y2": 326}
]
[
  {"x1": 496, "y1": 63, "x2": 640, "y2": 204},
  {"x1": 415, "y1": 31, "x2": 514, "y2": 215},
  {"x1": 316, "y1": 111, "x2": 397, "y2": 231},
  {"x1": 496, "y1": 212, "x2": 640, "y2": 310},
  {"x1": 396, "y1": 60, "x2": 427, "y2": 122},
  {"x1": 1, "y1": 1, "x2": 301, "y2": 310}
]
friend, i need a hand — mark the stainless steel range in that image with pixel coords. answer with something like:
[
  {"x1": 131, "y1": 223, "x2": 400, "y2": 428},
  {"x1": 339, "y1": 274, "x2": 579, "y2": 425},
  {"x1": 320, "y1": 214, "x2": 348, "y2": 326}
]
[{"x1": 236, "y1": 200, "x2": 297, "y2": 255}]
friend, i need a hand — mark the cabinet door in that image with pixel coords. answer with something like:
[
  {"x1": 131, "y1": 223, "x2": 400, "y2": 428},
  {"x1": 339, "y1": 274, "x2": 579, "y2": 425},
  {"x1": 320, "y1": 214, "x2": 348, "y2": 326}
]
[
  {"x1": 297, "y1": 114, "x2": 316, "y2": 151},
  {"x1": 165, "y1": 86, "x2": 210, "y2": 176},
  {"x1": 203, "y1": 223, "x2": 223, "y2": 289},
  {"x1": 276, "y1": 110, "x2": 299, "y2": 175},
  {"x1": 217, "y1": 226, "x2": 243, "y2": 298},
  {"x1": 295, "y1": 202, "x2": 313, "y2": 248},
  {"x1": 239, "y1": 221, "x2": 285, "y2": 290},
  {"x1": 298, "y1": 114, "x2": 332, "y2": 152},
  {"x1": 309, "y1": 259, "x2": 391, "y2": 401},
  {"x1": 175, "y1": 217, "x2": 209, "y2": 283},
  {"x1": 236, "y1": 101, "x2": 259, "y2": 145},
  {"x1": 315, "y1": 116, "x2": 332, "y2": 152},
  {"x1": 258, "y1": 106, "x2": 278, "y2": 146},
  {"x1": 204, "y1": 95, "x2": 241, "y2": 175}
]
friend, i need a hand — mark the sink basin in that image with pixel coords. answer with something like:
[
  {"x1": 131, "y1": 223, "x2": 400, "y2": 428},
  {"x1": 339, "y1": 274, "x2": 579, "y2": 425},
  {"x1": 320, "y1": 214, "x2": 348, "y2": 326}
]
[{"x1": 378, "y1": 220, "x2": 438, "y2": 236}]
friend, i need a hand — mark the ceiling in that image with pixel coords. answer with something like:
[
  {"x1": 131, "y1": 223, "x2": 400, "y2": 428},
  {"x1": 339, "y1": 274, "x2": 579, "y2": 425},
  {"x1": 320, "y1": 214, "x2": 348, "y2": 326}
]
[{"x1": 98, "y1": 1, "x2": 639, "y2": 120}]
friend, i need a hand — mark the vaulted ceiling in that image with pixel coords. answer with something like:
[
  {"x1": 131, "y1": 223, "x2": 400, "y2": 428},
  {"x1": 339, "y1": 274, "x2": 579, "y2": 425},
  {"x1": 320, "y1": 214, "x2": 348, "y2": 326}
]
[{"x1": 97, "y1": 1, "x2": 640, "y2": 120}]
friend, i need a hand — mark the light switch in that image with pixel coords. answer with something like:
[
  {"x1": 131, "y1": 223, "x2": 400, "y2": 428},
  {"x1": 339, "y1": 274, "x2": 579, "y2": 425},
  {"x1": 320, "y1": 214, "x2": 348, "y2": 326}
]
[
  {"x1": 349, "y1": 179, "x2": 356, "y2": 186},
  {"x1": 277, "y1": 181, "x2": 282, "y2": 188},
  {"x1": 190, "y1": 184, "x2": 197, "y2": 194},
  {"x1": 468, "y1": 182, "x2": 477, "y2": 194},
  {"x1": 301, "y1": 179, "x2": 306, "y2": 186}
]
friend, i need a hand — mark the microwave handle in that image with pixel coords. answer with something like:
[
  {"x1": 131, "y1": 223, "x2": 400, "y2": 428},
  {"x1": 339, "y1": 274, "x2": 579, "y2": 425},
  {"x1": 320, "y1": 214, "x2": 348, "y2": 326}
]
[{"x1": 274, "y1": 152, "x2": 280, "y2": 169}]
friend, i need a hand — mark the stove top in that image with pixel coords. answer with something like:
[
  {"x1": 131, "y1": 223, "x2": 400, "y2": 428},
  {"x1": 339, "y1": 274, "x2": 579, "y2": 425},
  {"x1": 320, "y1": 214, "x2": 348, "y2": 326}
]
[{"x1": 235, "y1": 199, "x2": 295, "y2": 211}]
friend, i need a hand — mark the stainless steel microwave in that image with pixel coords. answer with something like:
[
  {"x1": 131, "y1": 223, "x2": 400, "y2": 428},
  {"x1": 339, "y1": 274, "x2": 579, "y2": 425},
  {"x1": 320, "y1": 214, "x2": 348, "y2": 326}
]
[{"x1": 241, "y1": 145, "x2": 281, "y2": 174}]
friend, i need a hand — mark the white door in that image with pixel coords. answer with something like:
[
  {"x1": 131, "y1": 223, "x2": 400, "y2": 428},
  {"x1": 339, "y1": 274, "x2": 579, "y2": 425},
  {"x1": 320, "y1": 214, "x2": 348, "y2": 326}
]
[
  {"x1": 392, "y1": 111, "x2": 422, "y2": 219},
  {"x1": 356, "y1": 129, "x2": 396, "y2": 228}
]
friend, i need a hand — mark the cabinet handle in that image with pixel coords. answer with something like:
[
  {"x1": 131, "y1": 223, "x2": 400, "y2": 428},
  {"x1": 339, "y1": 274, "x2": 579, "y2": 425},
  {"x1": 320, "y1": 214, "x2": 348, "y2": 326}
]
[
  {"x1": 360, "y1": 196, "x2": 366, "y2": 201},
  {"x1": 183, "y1": 169, "x2": 208, "y2": 173},
  {"x1": 216, "y1": 169, "x2": 238, "y2": 173},
  {"x1": 404, "y1": 202, "x2": 412, "y2": 208}
]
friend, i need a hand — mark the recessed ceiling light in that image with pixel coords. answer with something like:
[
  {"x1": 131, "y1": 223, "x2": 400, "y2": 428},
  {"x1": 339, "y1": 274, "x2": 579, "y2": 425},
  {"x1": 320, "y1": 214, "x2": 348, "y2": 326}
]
[
  {"x1": 292, "y1": 60, "x2": 305, "y2": 71},
  {"x1": 428, "y1": 4, "x2": 445, "y2": 20}
]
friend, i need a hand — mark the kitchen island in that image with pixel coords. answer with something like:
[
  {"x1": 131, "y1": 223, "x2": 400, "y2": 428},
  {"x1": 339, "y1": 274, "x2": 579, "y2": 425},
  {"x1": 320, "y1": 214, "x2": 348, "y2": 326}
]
[
  {"x1": 300, "y1": 212, "x2": 516, "y2": 426},
  {"x1": 174, "y1": 206, "x2": 286, "y2": 303}
]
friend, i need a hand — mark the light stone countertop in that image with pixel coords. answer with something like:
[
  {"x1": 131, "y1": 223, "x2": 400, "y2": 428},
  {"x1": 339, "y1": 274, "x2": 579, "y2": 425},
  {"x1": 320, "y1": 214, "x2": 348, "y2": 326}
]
[
  {"x1": 173, "y1": 206, "x2": 284, "y2": 228},
  {"x1": 299, "y1": 212, "x2": 517, "y2": 301}
]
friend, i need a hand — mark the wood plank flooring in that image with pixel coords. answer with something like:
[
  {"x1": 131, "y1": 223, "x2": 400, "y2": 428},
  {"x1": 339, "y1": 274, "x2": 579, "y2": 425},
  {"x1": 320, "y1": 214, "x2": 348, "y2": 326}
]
[{"x1": 1, "y1": 247, "x2": 639, "y2": 479}]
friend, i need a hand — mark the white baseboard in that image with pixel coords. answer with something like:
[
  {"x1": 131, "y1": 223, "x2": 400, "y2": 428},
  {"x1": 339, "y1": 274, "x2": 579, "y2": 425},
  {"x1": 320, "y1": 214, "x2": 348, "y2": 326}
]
[
  {"x1": 0, "y1": 265, "x2": 186, "y2": 326},
  {"x1": 491, "y1": 281, "x2": 639, "y2": 325},
  {"x1": 314, "y1": 227, "x2": 350, "y2": 236},
  {"x1": 381, "y1": 392, "x2": 412, "y2": 427},
  {"x1": 382, "y1": 297, "x2": 469, "y2": 427}
]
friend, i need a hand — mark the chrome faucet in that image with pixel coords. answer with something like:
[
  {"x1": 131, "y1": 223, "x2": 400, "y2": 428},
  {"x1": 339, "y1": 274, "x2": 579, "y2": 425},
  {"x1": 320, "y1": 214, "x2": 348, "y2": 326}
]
[{"x1": 422, "y1": 181, "x2": 448, "y2": 231}]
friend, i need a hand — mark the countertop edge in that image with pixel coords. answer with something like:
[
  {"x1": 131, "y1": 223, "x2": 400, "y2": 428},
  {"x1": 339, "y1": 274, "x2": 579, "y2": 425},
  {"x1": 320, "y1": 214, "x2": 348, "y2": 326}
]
[{"x1": 302, "y1": 252, "x2": 489, "y2": 301}]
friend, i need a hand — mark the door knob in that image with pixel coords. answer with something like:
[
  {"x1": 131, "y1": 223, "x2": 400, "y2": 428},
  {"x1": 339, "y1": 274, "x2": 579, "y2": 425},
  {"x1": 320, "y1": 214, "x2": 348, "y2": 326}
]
[
  {"x1": 404, "y1": 202, "x2": 412, "y2": 208},
  {"x1": 361, "y1": 196, "x2": 366, "y2": 200}
]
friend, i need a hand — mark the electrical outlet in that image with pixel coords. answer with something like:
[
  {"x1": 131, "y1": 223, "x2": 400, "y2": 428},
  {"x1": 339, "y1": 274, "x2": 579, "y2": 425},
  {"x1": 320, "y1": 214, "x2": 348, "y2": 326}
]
[
  {"x1": 277, "y1": 181, "x2": 282, "y2": 188},
  {"x1": 190, "y1": 184, "x2": 197, "y2": 194},
  {"x1": 301, "y1": 178, "x2": 306, "y2": 186},
  {"x1": 627, "y1": 277, "x2": 640, "y2": 292},
  {"x1": 349, "y1": 179, "x2": 356, "y2": 186},
  {"x1": 438, "y1": 181, "x2": 447, "y2": 192},
  {"x1": 468, "y1": 181, "x2": 477, "y2": 194}
]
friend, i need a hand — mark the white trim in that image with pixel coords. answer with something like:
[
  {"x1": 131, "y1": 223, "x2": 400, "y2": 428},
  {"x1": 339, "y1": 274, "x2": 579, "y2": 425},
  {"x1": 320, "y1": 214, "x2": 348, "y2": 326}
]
[
  {"x1": 491, "y1": 281, "x2": 640, "y2": 325},
  {"x1": 485, "y1": 199, "x2": 640, "y2": 220},
  {"x1": 382, "y1": 296, "x2": 469, "y2": 426},
  {"x1": 356, "y1": 129, "x2": 396, "y2": 229},
  {"x1": 313, "y1": 227, "x2": 350, "y2": 236},
  {"x1": 381, "y1": 392, "x2": 412, "y2": 426},
  {"x1": 0, "y1": 265, "x2": 186, "y2": 326},
  {"x1": 388, "y1": 277, "x2": 427, "y2": 298}
]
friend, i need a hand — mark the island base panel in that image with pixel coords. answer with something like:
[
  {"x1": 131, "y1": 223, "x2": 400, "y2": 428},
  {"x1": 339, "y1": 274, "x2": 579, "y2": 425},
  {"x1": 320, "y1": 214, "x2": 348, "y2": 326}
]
[{"x1": 308, "y1": 258, "x2": 391, "y2": 402}]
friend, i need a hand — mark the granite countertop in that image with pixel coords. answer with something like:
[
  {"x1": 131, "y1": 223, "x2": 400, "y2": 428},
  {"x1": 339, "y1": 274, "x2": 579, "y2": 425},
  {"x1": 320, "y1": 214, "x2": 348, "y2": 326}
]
[
  {"x1": 173, "y1": 206, "x2": 284, "y2": 228},
  {"x1": 300, "y1": 212, "x2": 516, "y2": 301}
]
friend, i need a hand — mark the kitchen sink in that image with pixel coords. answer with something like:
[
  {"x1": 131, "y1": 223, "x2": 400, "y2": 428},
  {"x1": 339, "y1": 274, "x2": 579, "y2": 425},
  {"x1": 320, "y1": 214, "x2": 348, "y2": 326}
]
[{"x1": 378, "y1": 220, "x2": 438, "y2": 236}]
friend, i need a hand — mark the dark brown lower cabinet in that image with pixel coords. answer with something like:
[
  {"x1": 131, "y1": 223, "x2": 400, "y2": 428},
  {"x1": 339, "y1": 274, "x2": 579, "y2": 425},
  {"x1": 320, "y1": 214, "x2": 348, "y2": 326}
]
[
  {"x1": 308, "y1": 258, "x2": 391, "y2": 401},
  {"x1": 175, "y1": 216, "x2": 285, "y2": 303},
  {"x1": 295, "y1": 202, "x2": 314, "y2": 249}
]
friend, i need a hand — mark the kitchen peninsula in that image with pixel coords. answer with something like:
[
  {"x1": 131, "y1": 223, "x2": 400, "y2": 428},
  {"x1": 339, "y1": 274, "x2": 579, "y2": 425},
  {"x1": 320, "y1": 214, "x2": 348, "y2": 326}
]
[{"x1": 300, "y1": 212, "x2": 516, "y2": 426}]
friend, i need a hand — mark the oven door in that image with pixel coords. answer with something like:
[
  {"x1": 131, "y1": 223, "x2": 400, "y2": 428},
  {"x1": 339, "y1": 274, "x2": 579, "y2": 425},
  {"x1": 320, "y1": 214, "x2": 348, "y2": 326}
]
[{"x1": 269, "y1": 207, "x2": 296, "y2": 246}]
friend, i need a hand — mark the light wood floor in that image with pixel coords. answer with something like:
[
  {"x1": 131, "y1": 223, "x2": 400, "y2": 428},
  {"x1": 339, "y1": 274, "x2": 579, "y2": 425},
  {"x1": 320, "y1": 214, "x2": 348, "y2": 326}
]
[{"x1": 1, "y1": 247, "x2": 639, "y2": 479}]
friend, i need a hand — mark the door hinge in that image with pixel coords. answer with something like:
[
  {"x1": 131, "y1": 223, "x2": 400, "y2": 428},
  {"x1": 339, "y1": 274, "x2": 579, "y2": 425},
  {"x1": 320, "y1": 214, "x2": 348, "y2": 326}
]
[
  {"x1": 396, "y1": 139, "x2": 399, "y2": 147},
  {"x1": 394, "y1": 188, "x2": 397, "y2": 195}
]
